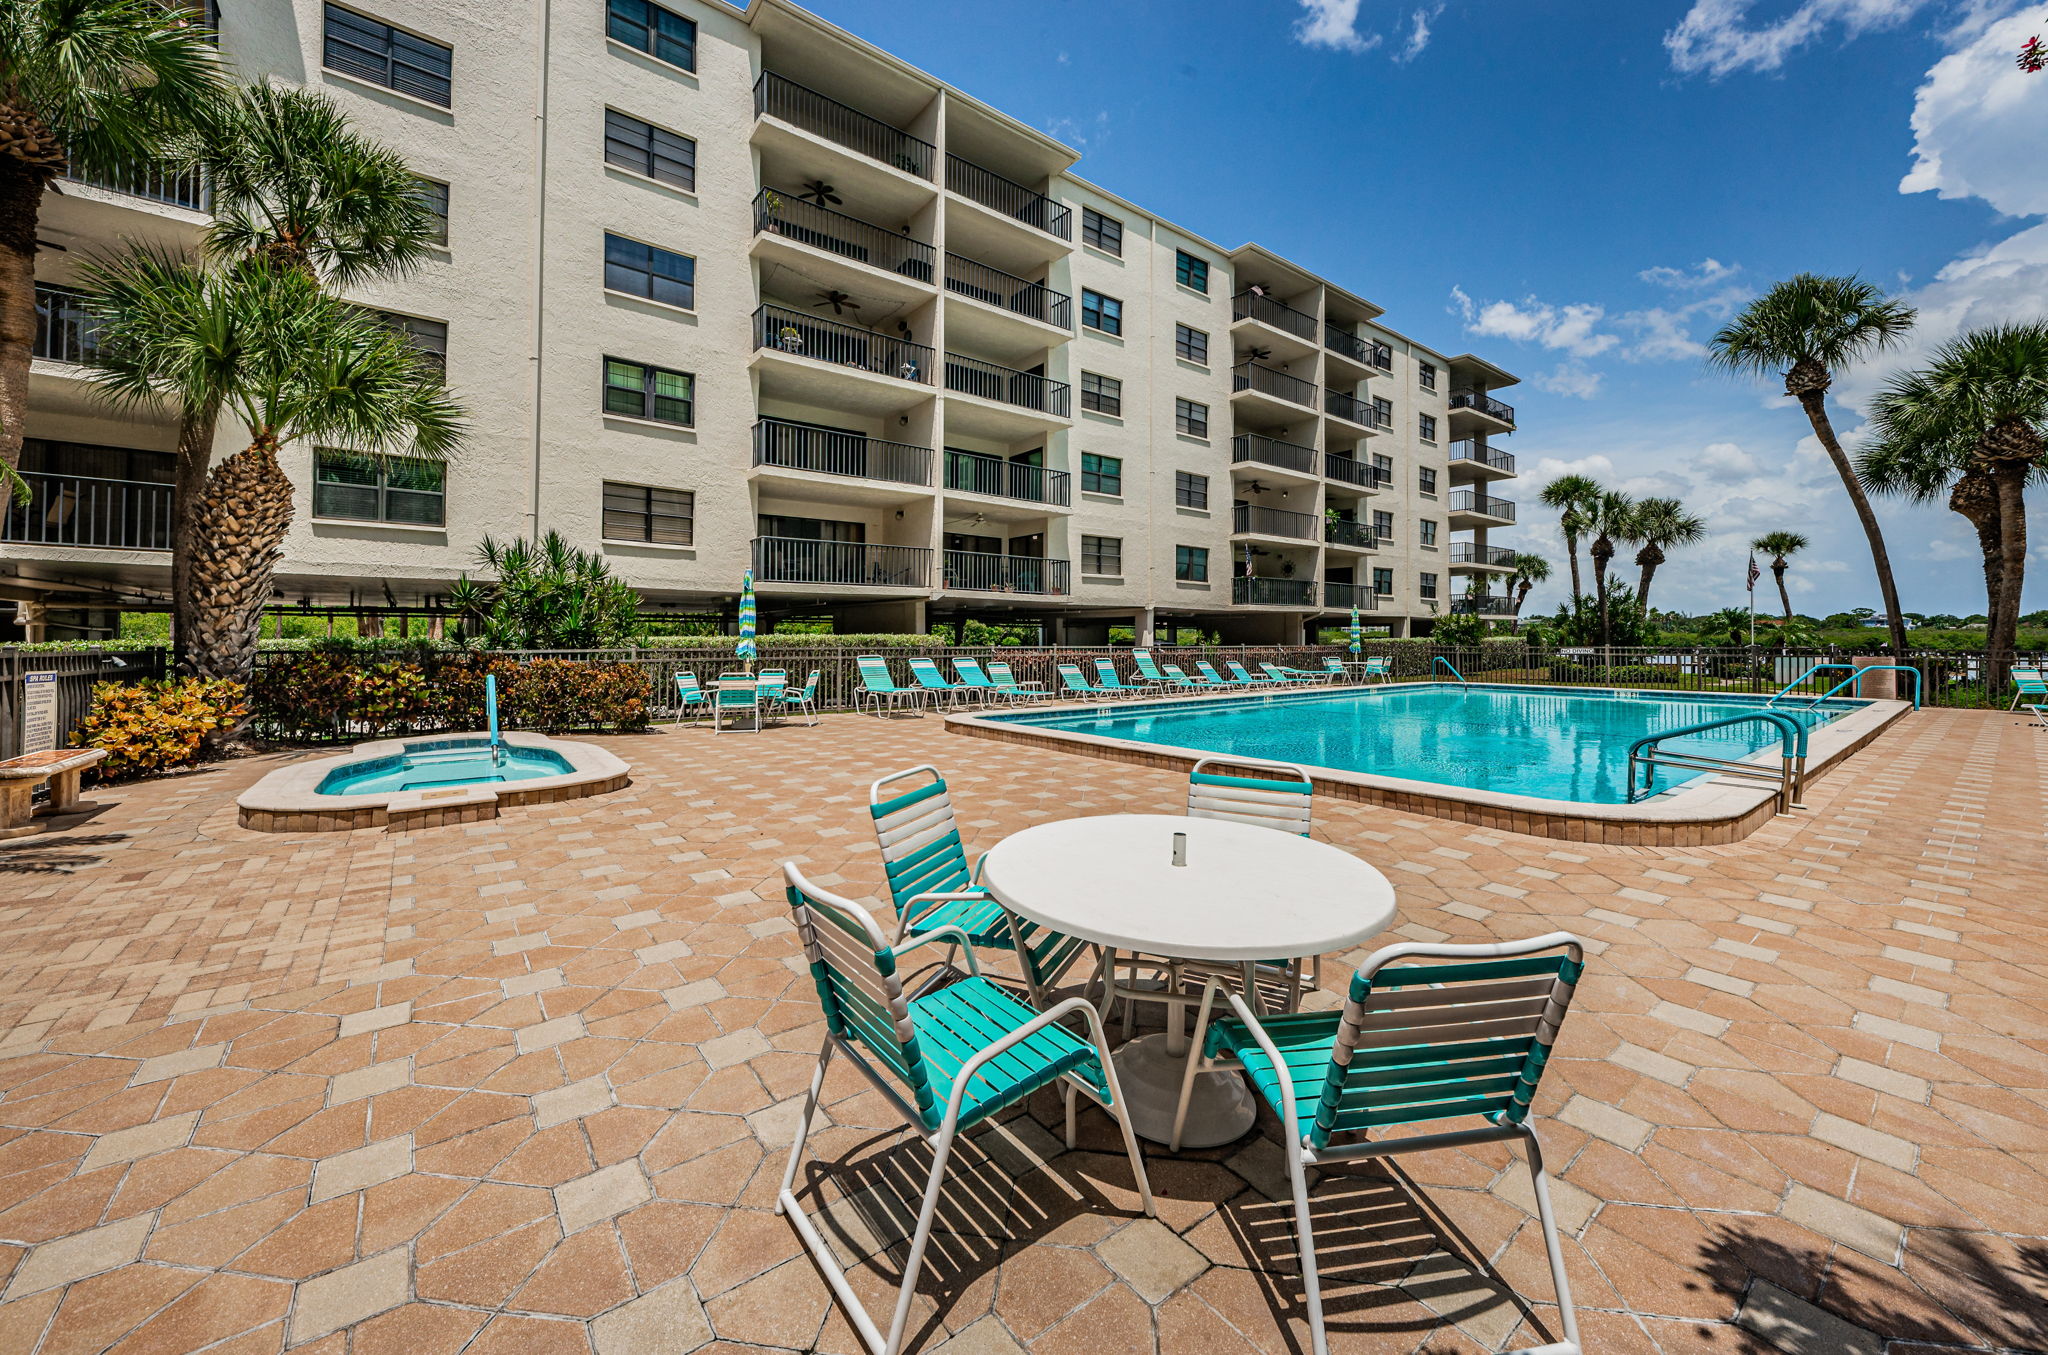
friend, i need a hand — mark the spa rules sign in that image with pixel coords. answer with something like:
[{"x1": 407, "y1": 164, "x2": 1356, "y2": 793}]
[{"x1": 20, "y1": 672, "x2": 58, "y2": 755}]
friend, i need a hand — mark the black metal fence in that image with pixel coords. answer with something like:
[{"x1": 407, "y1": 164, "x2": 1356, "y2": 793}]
[{"x1": 0, "y1": 649, "x2": 168, "y2": 762}]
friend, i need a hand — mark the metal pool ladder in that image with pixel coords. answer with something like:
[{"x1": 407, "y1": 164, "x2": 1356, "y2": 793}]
[
  {"x1": 1627, "y1": 710, "x2": 1809, "y2": 813},
  {"x1": 1767, "y1": 663, "x2": 1922, "y2": 710},
  {"x1": 1434, "y1": 656, "x2": 1467, "y2": 684}
]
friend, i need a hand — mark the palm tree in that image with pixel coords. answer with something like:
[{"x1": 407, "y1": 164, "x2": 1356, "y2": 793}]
[
  {"x1": 1585, "y1": 490, "x2": 1638, "y2": 645},
  {"x1": 1708, "y1": 274, "x2": 1916, "y2": 656},
  {"x1": 80, "y1": 248, "x2": 464, "y2": 679},
  {"x1": 158, "y1": 80, "x2": 442, "y2": 668},
  {"x1": 1856, "y1": 426, "x2": 2013, "y2": 648},
  {"x1": 1862, "y1": 324, "x2": 2048, "y2": 680},
  {"x1": 1750, "y1": 531, "x2": 1809, "y2": 630},
  {"x1": 1507, "y1": 553, "x2": 1550, "y2": 632},
  {"x1": 1701, "y1": 607, "x2": 1753, "y2": 647},
  {"x1": 1537, "y1": 473, "x2": 1602, "y2": 600},
  {"x1": 0, "y1": 0, "x2": 221, "y2": 483},
  {"x1": 1631, "y1": 497, "x2": 1707, "y2": 611}
]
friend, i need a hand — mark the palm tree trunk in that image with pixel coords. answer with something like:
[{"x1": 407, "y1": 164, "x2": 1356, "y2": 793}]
[
  {"x1": 0, "y1": 163, "x2": 51, "y2": 476},
  {"x1": 1772, "y1": 561, "x2": 1792, "y2": 628},
  {"x1": 1511, "y1": 583, "x2": 1529, "y2": 633},
  {"x1": 1563, "y1": 534, "x2": 1582, "y2": 601},
  {"x1": 1949, "y1": 468, "x2": 2003, "y2": 658},
  {"x1": 1592, "y1": 543, "x2": 1612, "y2": 646},
  {"x1": 1637, "y1": 546, "x2": 1664, "y2": 612},
  {"x1": 170, "y1": 402, "x2": 221, "y2": 673},
  {"x1": 1988, "y1": 457, "x2": 2030, "y2": 692},
  {"x1": 1795, "y1": 390, "x2": 1908, "y2": 657},
  {"x1": 186, "y1": 437, "x2": 295, "y2": 683}
]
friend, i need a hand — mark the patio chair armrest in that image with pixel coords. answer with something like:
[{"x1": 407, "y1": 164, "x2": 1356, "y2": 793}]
[
  {"x1": 900, "y1": 889, "x2": 988, "y2": 933},
  {"x1": 1221, "y1": 990, "x2": 1304, "y2": 1140},
  {"x1": 942, "y1": 996, "x2": 1112, "y2": 1128},
  {"x1": 890, "y1": 926, "x2": 981, "y2": 977}
]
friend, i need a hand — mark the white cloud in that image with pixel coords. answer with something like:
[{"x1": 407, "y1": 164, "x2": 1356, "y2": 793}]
[
  {"x1": 1900, "y1": 5, "x2": 2048, "y2": 217},
  {"x1": 1294, "y1": 0, "x2": 1381, "y2": 52},
  {"x1": 1699, "y1": 442, "x2": 1760, "y2": 480},
  {"x1": 1450, "y1": 287, "x2": 1618, "y2": 357},
  {"x1": 1665, "y1": 0, "x2": 1932, "y2": 78},
  {"x1": 1639, "y1": 258, "x2": 1739, "y2": 289},
  {"x1": 1626, "y1": 307, "x2": 1712, "y2": 361},
  {"x1": 1394, "y1": 4, "x2": 1445, "y2": 62},
  {"x1": 1533, "y1": 362, "x2": 1604, "y2": 399}
]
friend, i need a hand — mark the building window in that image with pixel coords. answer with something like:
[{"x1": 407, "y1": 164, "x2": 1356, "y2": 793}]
[
  {"x1": 1371, "y1": 452, "x2": 1393, "y2": 478},
  {"x1": 1177, "y1": 545, "x2": 1210, "y2": 583},
  {"x1": 1175, "y1": 323, "x2": 1209, "y2": 365},
  {"x1": 607, "y1": 0, "x2": 696, "y2": 71},
  {"x1": 1080, "y1": 371, "x2": 1122, "y2": 416},
  {"x1": 376, "y1": 311, "x2": 447, "y2": 371},
  {"x1": 604, "y1": 109, "x2": 695, "y2": 191},
  {"x1": 1419, "y1": 361, "x2": 1438, "y2": 391},
  {"x1": 1081, "y1": 289, "x2": 1122, "y2": 335},
  {"x1": 1419, "y1": 466, "x2": 1438, "y2": 494},
  {"x1": 413, "y1": 179, "x2": 448, "y2": 246},
  {"x1": 1175, "y1": 250, "x2": 1209, "y2": 293},
  {"x1": 1373, "y1": 509, "x2": 1394, "y2": 542},
  {"x1": 1080, "y1": 452, "x2": 1122, "y2": 496},
  {"x1": 313, "y1": 450, "x2": 445, "y2": 525},
  {"x1": 603, "y1": 357, "x2": 693, "y2": 425},
  {"x1": 1081, "y1": 535, "x2": 1122, "y2": 575},
  {"x1": 604, "y1": 232, "x2": 695, "y2": 309},
  {"x1": 1420, "y1": 519, "x2": 1438, "y2": 547},
  {"x1": 1419, "y1": 413, "x2": 1438, "y2": 441},
  {"x1": 603, "y1": 481, "x2": 694, "y2": 545},
  {"x1": 1081, "y1": 207, "x2": 1122, "y2": 256},
  {"x1": 1420, "y1": 571, "x2": 1439, "y2": 601},
  {"x1": 1175, "y1": 471, "x2": 1209, "y2": 509},
  {"x1": 323, "y1": 4, "x2": 453, "y2": 107},
  {"x1": 1175, "y1": 398, "x2": 1209, "y2": 438},
  {"x1": 1373, "y1": 567, "x2": 1394, "y2": 596},
  {"x1": 1372, "y1": 395, "x2": 1393, "y2": 427}
]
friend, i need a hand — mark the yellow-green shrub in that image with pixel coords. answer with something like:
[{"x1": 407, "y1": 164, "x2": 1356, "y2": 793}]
[{"x1": 72, "y1": 678, "x2": 249, "y2": 781}]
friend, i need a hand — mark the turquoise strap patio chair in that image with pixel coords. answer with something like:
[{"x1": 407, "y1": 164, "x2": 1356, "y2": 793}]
[
  {"x1": 987, "y1": 660, "x2": 1053, "y2": 701},
  {"x1": 711, "y1": 673, "x2": 761, "y2": 733},
  {"x1": 1194, "y1": 660, "x2": 1249, "y2": 687},
  {"x1": 673, "y1": 672, "x2": 710, "y2": 724},
  {"x1": 756, "y1": 669, "x2": 790, "y2": 721},
  {"x1": 1261, "y1": 661, "x2": 1323, "y2": 686},
  {"x1": 1091, "y1": 658, "x2": 1149, "y2": 696},
  {"x1": 776, "y1": 865, "x2": 1153, "y2": 1355},
  {"x1": 1360, "y1": 656, "x2": 1392, "y2": 682},
  {"x1": 777, "y1": 670, "x2": 822, "y2": 726},
  {"x1": 948, "y1": 656, "x2": 1011, "y2": 702},
  {"x1": 1055, "y1": 662, "x2": 1107, "y2": 700},
  {"x1": 2010, "y1": 666, "x2": 2046, "y2": 710},
  {"x1": 1164, "y1": 661, "x2": 1227, "y2": 689},
  {"x1": 855, "y1": 655, "x2": 926, "y2": 717},
  {"x1": 1225, "y1": 660, "x2": 1280, "y2": 685},
  {"x1": 907, "y1": 656, "x2": 970, "y2": 707},
  {"x1": 1131, "y1": 648, "x2": 1194, "y2": 686},
  {"x1": 1172, "y1": 934, "x2": 1589, "y2": 1355}
]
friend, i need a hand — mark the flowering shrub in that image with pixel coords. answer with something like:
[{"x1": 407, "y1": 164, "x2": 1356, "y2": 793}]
[{"x1": 72, "y1": 678, "x2": 248, "y2": 780}]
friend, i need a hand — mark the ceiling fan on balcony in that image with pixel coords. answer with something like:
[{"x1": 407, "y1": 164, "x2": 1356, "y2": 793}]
[
  {"x1": 798, "y1": 179, "x2": 842, "y2": 207},
  {"x1": 814, "y1": 289, "x2": 861, "y2": 315},
  {"x1": 1242, "y1": 345, "x2": 1272, "y2": 364}
]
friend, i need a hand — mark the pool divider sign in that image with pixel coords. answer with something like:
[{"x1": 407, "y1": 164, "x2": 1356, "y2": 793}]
[{"x1": 20, "y1": 672, "x2": 59, "y2": 756}]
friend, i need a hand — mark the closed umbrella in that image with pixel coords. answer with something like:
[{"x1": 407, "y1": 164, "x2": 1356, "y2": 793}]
[
  {"x1": 1349, "y1": 607, "x2": 1362, "y2": 655},
  {"x1": 736, "y1": 569, "x2": 757, "y2": 673}
]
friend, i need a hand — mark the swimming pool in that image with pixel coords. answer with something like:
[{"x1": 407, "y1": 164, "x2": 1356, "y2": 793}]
[
  {"x1": 985, "y1": 682, "x2": 1861, "y2": 805},
  {"x1": 314, "y1": 738, "x2": 574, "y2": 795}
]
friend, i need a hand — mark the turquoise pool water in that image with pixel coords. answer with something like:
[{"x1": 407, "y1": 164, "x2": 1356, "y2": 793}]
[
  {"x1": 315, "y1": 738, "x2": 573, "y2": 795},
  {"x1": 990, "y1": 683, "x2": 1859, "y2": 804}
]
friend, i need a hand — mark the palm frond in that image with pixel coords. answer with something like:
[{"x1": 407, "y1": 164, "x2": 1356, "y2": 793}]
[{"x1": 1707, "y1": 273, "x2": 1916, "y2": 379}]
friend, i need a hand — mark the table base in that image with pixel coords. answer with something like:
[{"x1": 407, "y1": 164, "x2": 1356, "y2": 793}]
[{"x1": 1112, "y1": 1032, "x2": 1256, "y2": 1148}]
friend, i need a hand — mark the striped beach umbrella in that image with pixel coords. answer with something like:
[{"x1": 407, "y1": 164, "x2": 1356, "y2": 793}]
[
  {"x1": 735, "y1": 569, "x2": 757, "y2": 671},
  {"x1": 1348, "y1": 606, "x2": 1362, "y2": 654}
]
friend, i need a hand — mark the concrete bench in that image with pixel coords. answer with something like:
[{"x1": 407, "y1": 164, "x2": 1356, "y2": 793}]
[{"x1": 0, "y1": 748, "x2": 108, "y2": 838}]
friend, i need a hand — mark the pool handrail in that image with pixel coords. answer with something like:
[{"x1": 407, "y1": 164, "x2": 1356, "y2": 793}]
[
  {"x1": 1769, "y1": 662, "x2": 1922, "y2": 710},
  {"x1": 1627, "y1": 709, "x2": 1808, "y2": 813},
  {"x1": 485, "y1": 673, "x2": 503, "y2": 765},
  {"x1": 1434, "y1": 656, "x2": 1467, "y2": 684}
]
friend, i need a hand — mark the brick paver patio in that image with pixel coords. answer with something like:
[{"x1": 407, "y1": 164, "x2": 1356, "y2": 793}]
[{"x1": 0, "y1": 707, "x2": 2041, "y2": 1354}]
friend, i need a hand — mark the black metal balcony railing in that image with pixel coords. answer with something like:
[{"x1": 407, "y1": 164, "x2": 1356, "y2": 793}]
[
  {"x1": 752, "y1": 419, "x2": 932, "y2": 486},
  {"x1": 753, "y1": 72, "x2": 935, "y2": 179},
  {"x1": 1451, "y1": 542, "x2": 1519, "y2": 567},
  {"x1": 64, "y1": 161, "x2": 208, "y2": 211},
  {"x1": 755, "y1": 304, "x2": 934, "y2": 383},
  {"x1": 1323, "y1": 325, "x2": 1375, "y2": 366},
  {"x1": 1323, "y1": 581, "x2": 1378, "y2": 610},
  {"x1": 1450, "y1": 390, "x2": 1517, "y2": 425},
  {"x1": 1231, "y1": 433, "x2": 1318, "y2": 476},
  {"x1": 1325, "y1": 390, "x2": 1385, "y2": 427},
  {"x1": 944, "y1": 450, "x2": 1071, "y2": 506},
  {"x1": 1234, "y1": 576, "x2": 1318, "y2": 607},
  {"x1": 1452, "y1": 594, "x2": 1517, "y2": 616},
  {"x1": 944, "y1": 254, "x2": 1071, "y2": 329},
  {"x1": 945, "y1": 155, "x2": 1071, "y2": 240},
  {"x1": 1325, "y1": 517, "x2": 1376, "y2": 549},
  {"x1": 1450, "y1": 490, "x2": 1517, "y2": 521},
  {"x1": 944, "y1": 550, "x2": 1071, "y2": 596},
  {"x1": 754, "y1": 189, "x2": 934, "y2": 284},
  {"x1": 944, "y1": 352, "x2": 1070, "y2": 417},
  {"x1": 1232, "y1": 361, "x2": 1317, "y2": 407},
  {"x1": 33, "y1": 285, "x2": 98, "y2": 364},
  {"x1": 3, "y1": 472, "x2": 173, "y2": 551},
  {"x1": 1324, "y1": 455, "x2": 1390, "y2": 490},
  {"x1": 1449, "y1": 440, "x2": 1516, "y2": 473},
  {"x1": 1232, "y1": 503, "x2": 1319, "y2": 541},
  {"x1": 751, "y1": 536, "x2": 933, "y2": 588},
  {"x1": 1233, "y1": 290, "x2": 1316, "y2": 340}
]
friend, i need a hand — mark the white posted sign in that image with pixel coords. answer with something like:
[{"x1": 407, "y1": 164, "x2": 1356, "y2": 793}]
[{"x1": 20, "y1": 672, "x2": 59, "y2": 756}]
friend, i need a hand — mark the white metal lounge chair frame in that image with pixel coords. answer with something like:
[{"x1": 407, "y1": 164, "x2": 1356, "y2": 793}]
[
  {"x1": 987, "y1": 660, "x2": 1055, "y2": 702},
  {"x1": 855, "y1": 657, "x2": 927, "y2": 717},
  {"x1": 907, "y1": 657, "x2": 971, "y2": 708}
]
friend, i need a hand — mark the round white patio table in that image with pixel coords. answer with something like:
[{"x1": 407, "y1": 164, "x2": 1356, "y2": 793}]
[{"x1": 980, "y1": 814, "x2": 1397, "y2": 1148}]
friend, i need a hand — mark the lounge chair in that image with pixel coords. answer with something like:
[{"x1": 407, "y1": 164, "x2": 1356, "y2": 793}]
[
  {"x1": 949, "y1": 656, "x2": 1012, "y2": 703},
  {"x1": 1092, "y1": 658, "x2": 1150, "y2": 696},
  {"x1": 711, "y1": 673, "x2": 761, "y2": 733},
  {"x1": 775, "y1": 670, "x2": 821, "y2": 726},
  {"x1": 854, "y1": 655, "x2": 925, "y2": 717},
  {"x1": 1055, "y1": 663, "x2": 1108, "y2": 700},
  {"x1": 2011, "y1": 666, "x2": 2046, "y2": 711},
  {"x1": 988, "y1": 660, "x2": 1052, "y2": 701},
  {"x1": 1172, "y1": 934, "x2": 1590, "y2": 1355},
  {"x1": 1360, "y1": 656, "x2": 1392, "y2": 682},
  {"x1": 1164, "y1": 662, "x2": 1228, "y2": 689},
  {"x1": 1320, "y1": 656, "x2": 1351, "y2": 682},
  {"x1": 775, "y1": 863, "x2": 1151, "y2": 1355},
  {"x1": 1131, "y1": 648, "x2": 1196, "y2": 687},
  {"x1": 907, "y1": 656, "x2": 971, "y2": 707},
  {"x1": 1262, "y1": 661, "x2": 1326, "y2": 685},
  {"x1": 1226, "y1": 660, "x2": 1281, "y2": 685},
  {"x1": 673, "y1": 672, "x2": 710, "y2": 724}
]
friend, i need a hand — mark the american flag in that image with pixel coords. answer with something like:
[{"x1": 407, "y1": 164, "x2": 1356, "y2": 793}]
[{"x1": 1746, "y1": 554, "x2": 1760, "y2": 592}]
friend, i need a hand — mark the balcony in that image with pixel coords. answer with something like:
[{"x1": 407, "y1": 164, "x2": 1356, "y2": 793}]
[
  {"x1": 1324, "y1": 326, "x2": 1392, "y2": 372},
  {"x1": 944, "y1": 254, "x2": 1070, "y2": 330},
  {"x1": 944, "y1": 550, "x2": 1071, "y2": 596},
  {"x1": 1232, "y1": 503, "x2": 1319, "y2": 542},
  {"x1": 1451, "y1": 542, "x2": 1518, "y2": 568},
  {"x1": 944, "y1": 352, "x2": 1069, "y2": 417},
  {"x1": 753, "y1": 73, "x2": 935, "y2": 179},
  {"x1": 754, "y1": 303, "x2": 933, "y2": 383},
  {"x1": 63, "y1": 161, "x2": 207, "y2": 211},
  {"x1": 1325, "y1": 390, "x2": 1385, "y2": 428},
  {"x1": 752, "y1": 419, "x2": 932, "y2": 487},
  {"x1": 3, "y1": 472, "x2": 173, "y2": 551},
  {"x1": 1232, "y1": 361, "x2": 1316, "y2": 408},
  {"x1": 1323, "y1": 581, "x2": 1378, "y2": 610},
  {"x1": 1231, "y1": 433, "x2": 1318, "y2": 477},
  {"x1": 1234, "y1": 576, "x2": 1317, "y2": 607},
  {"x1": 1449, "y1": 440, "x2": 1516, "y2": 475},
  {"x1": 1449, "y1": 390, "x2": 1516, "y2": 427},
  {"x1": 752, "y1": 537, "x2": 932, "y2": 588},
  {"x1": 1233, "y1": 291, "x2": 1316, "y2": 341},
  {"x1": 1449, "y1": 490, "x2": 1516, "y2": 523},
  {"x1": 943, "y1": 450, "x2": 1071, "y2": 506},
  {"x1": 753, "y1": 189, "x2": 934, "y2": 284},
  {"x1": 946, "y1": 155, "x2": 1071, "y2": 240},
  {"x1": 1325, "y1": 518, "x2": 1376, "y2": 550},
  {"x1": 1451, "y1": 594, "x2": 1517, "y2": 616},
  {"x1": 1324, "y1": 455, "x2": 1389, "y2": 491},
  {"x1": 33, "y1": 285, "x2": 98, "y2": 364}
]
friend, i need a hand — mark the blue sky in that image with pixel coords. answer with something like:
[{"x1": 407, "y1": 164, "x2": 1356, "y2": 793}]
[{"x1": 797, "y1": 0, "x2": 2048, "y2": 619}]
